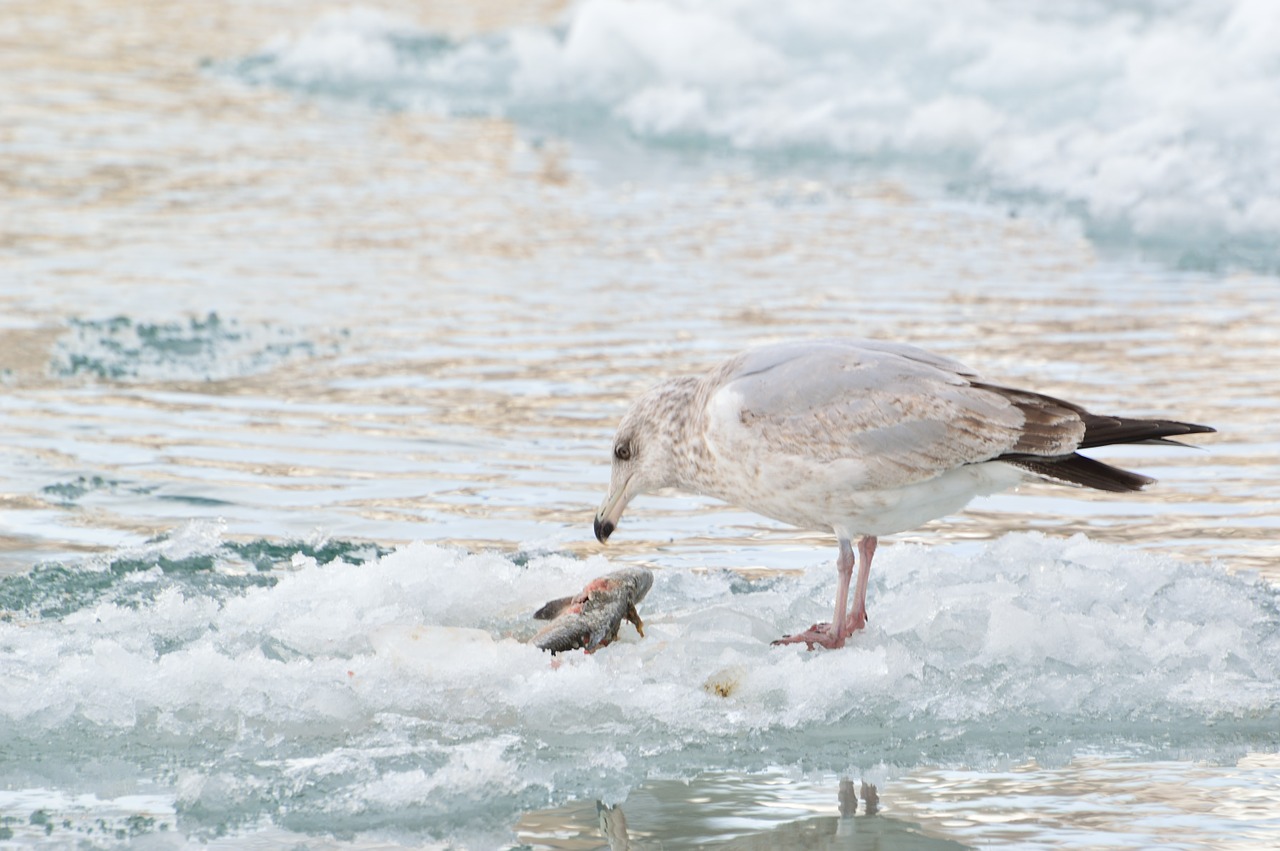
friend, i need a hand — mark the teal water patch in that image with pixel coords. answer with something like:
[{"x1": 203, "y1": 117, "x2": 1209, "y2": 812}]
[
  {"x1": 49, "y1": 313, "x2": 330, "y2": 382},
  {"x1": 0, "y1": 530, "x2": 391, "y2": 620},
  {"x1": 41, "y1": 476, "x2": 234, "y2": 511},
  {"x1": 0, "y1": 791, "x2": 175, "y2": 847},
  {"x1": 41, "y1": 476, "x2": 154, "y2": 505},
  {"x1": 225, "y1": 538, "x2": 393, "y2": 572},
  {"x1": 41, "y1": 475, "x2": 121, "y2": 503}
]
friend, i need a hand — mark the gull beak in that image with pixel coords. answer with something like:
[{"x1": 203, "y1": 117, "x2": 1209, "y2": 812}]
[{"x1": 594, "y1": 476, "x2": 631, "y2": 544}]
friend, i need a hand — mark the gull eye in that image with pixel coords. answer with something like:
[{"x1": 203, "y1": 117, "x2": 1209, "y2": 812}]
[{"x1": 614, "y1": 441, "x2": 633, "y2": 462}]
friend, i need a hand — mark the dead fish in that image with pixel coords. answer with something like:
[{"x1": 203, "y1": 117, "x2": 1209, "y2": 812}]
[{"x1": 532, "y1": 567, "x2": 654, "y2": 654}]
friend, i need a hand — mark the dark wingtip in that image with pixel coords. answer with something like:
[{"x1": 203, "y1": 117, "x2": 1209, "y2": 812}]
[{"x1": 1078, "y1": 416, "x2": 1217, "y2": 450}]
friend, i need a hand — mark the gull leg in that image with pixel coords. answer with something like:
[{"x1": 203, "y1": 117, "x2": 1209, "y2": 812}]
[
  {"x1": 831, "y1": 538, "x2": 855, "y2": 639},
  {"x1": 772, "y1": 538, "x2": 855, "y2": 650},
  {"x1": 843, "y1": 535, "x2": 876, "y2": 634}
]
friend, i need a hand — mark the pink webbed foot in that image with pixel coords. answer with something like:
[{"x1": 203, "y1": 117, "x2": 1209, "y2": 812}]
[
  {"x1": 771, "y1": 535, "x2": 876, "y2": 651},
  {"x1": 771, "y1": 622, "x2": 847, "y2": 650}
]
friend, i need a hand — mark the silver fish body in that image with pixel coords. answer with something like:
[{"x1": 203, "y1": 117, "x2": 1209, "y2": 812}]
[{"x1": 532, "y1": 567, "x2": 654, "y2": 654}]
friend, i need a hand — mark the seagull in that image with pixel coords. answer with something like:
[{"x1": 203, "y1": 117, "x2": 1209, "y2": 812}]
[{"x1": 592, "y1": 339, "x2": 1214, "y2": 650}]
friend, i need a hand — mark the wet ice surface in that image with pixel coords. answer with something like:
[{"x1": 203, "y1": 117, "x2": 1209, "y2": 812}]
[
  {"x1": 231, "y1": 0, "x2": 1280, "y2": 272},
  {"x1": 2, "y1": 525, "x2": 1278, "y2": 846}
]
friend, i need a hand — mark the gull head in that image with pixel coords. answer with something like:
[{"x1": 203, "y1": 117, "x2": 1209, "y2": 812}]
[{"x1": 594, "y1": 376, "x2": 700, "y2": 544}]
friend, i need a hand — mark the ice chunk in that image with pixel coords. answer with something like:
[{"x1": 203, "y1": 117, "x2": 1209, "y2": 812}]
[{"x1": 1, "y1": 531, "x2": 1276, "y2": 840}]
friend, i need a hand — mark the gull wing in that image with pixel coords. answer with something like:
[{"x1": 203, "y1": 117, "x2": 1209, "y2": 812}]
[{"x1": 705, "y1": 340, "x2": 1083, "y2": 491}]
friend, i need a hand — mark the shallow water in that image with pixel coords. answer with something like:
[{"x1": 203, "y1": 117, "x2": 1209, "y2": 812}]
[{"x1": 2, "y1": 1, "x2": 1278, "y2": 848}]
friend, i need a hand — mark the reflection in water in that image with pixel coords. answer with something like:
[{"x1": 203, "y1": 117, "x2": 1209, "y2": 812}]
[
  {"x1": 597, "y1": 802, "x2": 630, "y2": 850},
  {"x1": 519, "y1": 775, "x2": 967, "y2": 851},
  {"x1": 892, "y1": 755, "x2": 1280, "y2": 849},
  {"x1": 519, "y1": 759, "x2": 1280, "y2": 851}
]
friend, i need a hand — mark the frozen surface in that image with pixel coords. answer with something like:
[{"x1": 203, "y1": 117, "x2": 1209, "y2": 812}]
[
  {"x1": 2, "y1": 525, "x2": 1277, "y2": 844},
  {"x1": 230, "y1": 0, "x2": 1280, "y2": 270}
]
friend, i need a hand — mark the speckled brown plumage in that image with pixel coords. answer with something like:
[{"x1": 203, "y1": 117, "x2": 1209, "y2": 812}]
[{"x1": 593, "y1": 338, "x2": 1215, "y2": 650}]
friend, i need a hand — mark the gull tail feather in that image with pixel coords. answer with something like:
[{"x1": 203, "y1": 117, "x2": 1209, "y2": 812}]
[
  {"x1": 999, "y1": 412, "x2": 1214, "y2": 492},
  {"x1": 1077, "y1": 414, "x2": 1216, "y2": 450},
  {"x1": 1004, "y1": 454, "x2": 1155, "y2": 493}
]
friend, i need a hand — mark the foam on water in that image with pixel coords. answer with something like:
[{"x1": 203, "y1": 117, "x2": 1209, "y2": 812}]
[
  {"x1": 227, "y1": 1, "x2": 1280, "y2": 270},
  {"x1": 2, "y1": 525, "x2": 1277, "y2": 844}
]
